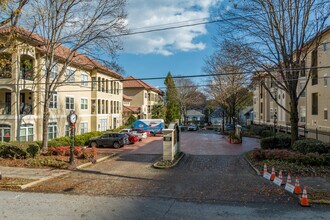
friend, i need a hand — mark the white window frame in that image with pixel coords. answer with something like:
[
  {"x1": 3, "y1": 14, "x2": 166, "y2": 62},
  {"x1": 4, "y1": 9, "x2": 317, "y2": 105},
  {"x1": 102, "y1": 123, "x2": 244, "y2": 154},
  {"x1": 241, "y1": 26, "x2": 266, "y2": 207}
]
[
  {"x1": 80, "y1": 122, "x2": 88, "y2": 134},
  {"x1": 66, "y1": 96, "x2": 75, "y2": 110},
  {"x1": 81, "y1": 73, "x2": 88, "y2": 87},
  {"x1": 66, "y1": 68, "x2": 75, "y2": 83},
  {"x1": 49, "y1": 92, "x2": 58, "y2": 109},
  {"x1": 65, "y1": 124, "x2": 70, "y2": 137},
  {"x1": 324, "y1": 108, "x2": 328, "y2": 121},
  {"x1": 20, "y1": 124, "x2": 34, "y2": 142},
  {"x1": 48, "y1": 122, "x2": 57, "y2": 140},
  {"x1": 99, "y1": 119, "x2": 107, "y2": 131},
  {"x1": 49, "y1": 62, "x2": 58, "y2": 80},
  {"x1": 81, "y1": 98, "x2": 88, "y2": 110},
  {"x1": 324, "y1": 74, "x2": 328, "y2": 87},
  {"x1": 323, "y1": 41, "x2": 327, "y2": 52}
]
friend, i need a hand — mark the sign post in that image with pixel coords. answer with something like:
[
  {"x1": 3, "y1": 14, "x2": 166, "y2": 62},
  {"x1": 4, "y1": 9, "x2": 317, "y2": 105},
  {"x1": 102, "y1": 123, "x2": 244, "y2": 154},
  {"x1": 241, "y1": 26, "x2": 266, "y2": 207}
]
[{"x1": 67, "y1": 110, "x2": 77, "y2": 165}]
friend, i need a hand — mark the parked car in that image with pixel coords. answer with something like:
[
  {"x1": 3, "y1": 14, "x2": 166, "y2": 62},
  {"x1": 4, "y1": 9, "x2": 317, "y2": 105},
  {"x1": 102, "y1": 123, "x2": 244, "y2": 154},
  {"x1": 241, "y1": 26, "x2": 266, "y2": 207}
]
[
  {"x1": 119, "y1": 129, "x2": 132, "y2": 133},
  {"x1": 131, "y1": 130, "x2": 147, "y2": 140},
  {"x1": 123, "y1": 132, "x2": 139, "y2": 144},
  {"x1": 132, "y1": 128, "x2": 151, "y2": 137},
  {"x1": 88, "y1": 132, "x2": 129, "y2": 148},
  {"x1": 188, "y1": 124, "x2": 198, "y2": 131}
]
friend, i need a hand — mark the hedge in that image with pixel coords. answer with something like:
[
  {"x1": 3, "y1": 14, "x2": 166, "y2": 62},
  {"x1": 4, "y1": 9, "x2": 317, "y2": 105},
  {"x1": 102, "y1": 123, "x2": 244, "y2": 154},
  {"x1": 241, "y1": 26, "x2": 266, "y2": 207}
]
[
  {"x1": 0, "y1": 143, "x2": 28, "y2": 159},
  {"x1": 260, "y1": 134, "x2": 292, "y2": 149},
  {"x1": 292, "y1": 139, "x2": 329, "y2": 154}
]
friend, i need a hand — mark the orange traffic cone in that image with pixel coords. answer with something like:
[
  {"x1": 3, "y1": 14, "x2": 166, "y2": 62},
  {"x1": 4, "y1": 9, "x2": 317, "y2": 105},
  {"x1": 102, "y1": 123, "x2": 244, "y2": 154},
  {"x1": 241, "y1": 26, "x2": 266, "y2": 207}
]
[
  {"x1": 278, "y1": 170, "x2": 285, "y2": 185},
  {"x1": 300, "y1": 187, "x2": 310, "y2": 207},
  {"x1": 286, "y1": 173, "x2": 292, "y2": 185},
  {"x1": 263, "y1": 163, "x2": 267, "y2": 174},
  {"x1": 270, "y1": 166, "x2": 276, "y2": 181},
  {"x1": 294, "y1": 176, "x2": 302, "y2": 194}
]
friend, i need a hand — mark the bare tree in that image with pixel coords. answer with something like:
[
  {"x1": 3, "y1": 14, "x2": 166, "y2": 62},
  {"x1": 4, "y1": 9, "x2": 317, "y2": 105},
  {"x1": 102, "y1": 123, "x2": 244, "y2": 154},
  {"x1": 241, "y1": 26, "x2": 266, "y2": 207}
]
[
  {"x1": 174, "y1": 78, "x2": 206, "y2": 124},
  {"x1": 23, "y1": 0, "x2": 127, "y2": 150},
  {"x1": 205, "y1": 39, "x2": 253, "y2": 124},
  {"x1": 217, "y1": 0, "x2": 330, "y2": 143},
  {"x1": 0, "y1": 0, "x2": 29, "y2": 27}
]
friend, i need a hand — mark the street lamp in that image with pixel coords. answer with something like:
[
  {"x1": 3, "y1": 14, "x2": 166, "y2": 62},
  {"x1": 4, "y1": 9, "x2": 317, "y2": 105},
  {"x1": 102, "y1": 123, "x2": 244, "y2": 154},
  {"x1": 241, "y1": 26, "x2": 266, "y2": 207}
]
[{"x1": 67, "y1": 110, "x2": 78, "y2": 165}]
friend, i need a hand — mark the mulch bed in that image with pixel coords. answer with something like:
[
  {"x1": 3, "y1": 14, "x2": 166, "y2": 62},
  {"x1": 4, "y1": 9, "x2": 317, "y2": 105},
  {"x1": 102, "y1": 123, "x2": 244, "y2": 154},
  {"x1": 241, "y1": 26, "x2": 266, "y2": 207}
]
[{"x1": 0, "y1": 177, "x2": 35, "y2": 190}]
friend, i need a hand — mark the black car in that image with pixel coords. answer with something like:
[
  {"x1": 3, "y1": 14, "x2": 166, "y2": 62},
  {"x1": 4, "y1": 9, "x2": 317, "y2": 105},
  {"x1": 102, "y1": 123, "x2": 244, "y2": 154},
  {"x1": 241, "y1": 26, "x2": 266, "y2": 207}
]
[{"x1": 88, "y1": 132, "x2": 129, "y2": 148}]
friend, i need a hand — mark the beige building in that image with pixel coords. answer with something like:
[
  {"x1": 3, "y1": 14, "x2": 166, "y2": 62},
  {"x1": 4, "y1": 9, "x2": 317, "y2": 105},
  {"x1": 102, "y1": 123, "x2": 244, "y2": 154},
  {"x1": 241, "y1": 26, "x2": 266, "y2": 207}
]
[
  {"x1": 123, "y1": 76, "x2": 163, "y2": 119},
  {"x1": 253, "y1": 27, "x2": 330, "y2": 141},
  {"x1": 0, "y1": 27, "x2": 123, "y2": 142}
]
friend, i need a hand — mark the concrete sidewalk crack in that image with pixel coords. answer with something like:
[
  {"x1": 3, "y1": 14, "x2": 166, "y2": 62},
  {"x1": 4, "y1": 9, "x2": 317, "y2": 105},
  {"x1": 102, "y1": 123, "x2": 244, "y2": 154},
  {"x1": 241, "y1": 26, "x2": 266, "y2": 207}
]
[{"x1": 158, "y1": 199, "x2": 175, "y2": 220}]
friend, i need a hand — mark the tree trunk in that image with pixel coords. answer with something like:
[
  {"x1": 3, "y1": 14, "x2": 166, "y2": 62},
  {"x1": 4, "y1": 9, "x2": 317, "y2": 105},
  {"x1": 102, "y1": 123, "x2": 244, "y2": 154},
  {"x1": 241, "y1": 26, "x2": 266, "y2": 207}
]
[
  {"x1": 41, "y1": 97, "x2": 50, "y2": 151},
  {"x1": 290, "y1": 100, "x2": 299, "y2": 145}
]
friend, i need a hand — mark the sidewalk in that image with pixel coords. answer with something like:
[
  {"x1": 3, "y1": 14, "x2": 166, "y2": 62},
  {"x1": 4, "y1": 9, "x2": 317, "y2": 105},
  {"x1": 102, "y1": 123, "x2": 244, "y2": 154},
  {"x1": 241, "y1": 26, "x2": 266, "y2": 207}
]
[{"x1": 0, "y1": 166, "x2": 68, "y2": 180}]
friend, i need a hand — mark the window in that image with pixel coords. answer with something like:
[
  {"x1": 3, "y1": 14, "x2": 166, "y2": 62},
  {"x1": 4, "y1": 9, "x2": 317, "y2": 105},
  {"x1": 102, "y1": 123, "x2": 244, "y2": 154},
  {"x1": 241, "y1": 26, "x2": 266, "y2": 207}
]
[
  {"x1": 312, "y1": 93, "x2": 318, "y2": 115},
  {"x1": 99, "y1": 119, "x2": 107, "y2": 131},
  {"x1": 66, "y1": 69, "x2": 75, "y2": 82},
  {"x1": 324, "y1": 109, "x2": 328, "y2": 120},
  {"x1": 80, "y1": 122, "x2": 88, "y2": 134},
  {"x1": 299, "y1": 82, "x2": 306, "y2": 97},
  {"x1": 81, "y1": 98, "x2": 88, "y2": 110},
  {"x1": 81, "y1": 74, "x2": 88, "y2": 86},
  {"x1": 323, "y1": 41, "x2": 327, "y2": 52},
  {"x1": 117, "y1": 82, "x2": 120, "y2": 94},
  {"x1": 47, "y1": 62, "x2": 58, "y2": 80},
  {"x1": 300, "y1": 106, "x2": 306, "y2": 122},
  {"x1": 20, "y1": 124, "x2": 33, "y2": 142},
  {"x1": 148, "y1": 93, "x2": 151, "y2": 101},
  {"x1": 270, "y1": 109, "x2": 273, "y2": 119},
  {"x1": 0, "y1": 124, "x2": 11, "y2": 142},
  {"x1": 300, "y1": 60, "x2": 306, "y2": 77},
  {"x1": 65, "y1": 124, "x2": 70, "y2": 137},
  {"x1": 145, "y1": 93, "x2": 147, "y2": 98},
  {"x1": 48, "y1": 122, "x2": 57, "y2": 139},
  {"x1": 260, "y1": 102, "x2": 263, "y2": 114},
  {"x1": 148, "y1": 105, "x2": 150, "y2": 113},
  {"x1": 49, "y1": 92, "x2": 58, "y2": 109},
  {"x1": 117, "y1": 101, "x2": 119, "y2": 113},
  {"x1": 66, "y1": 97, "x2": 75, "y2": 110},
  {"x1": 92, "y1": 77, "x2": 97, "y2": 91},
  {"x1": 311, "y1": 49, "x2": 318, "y2": 85},
  {"x1": 324, "y1": 74, "x2": 328, "y2": 87}
]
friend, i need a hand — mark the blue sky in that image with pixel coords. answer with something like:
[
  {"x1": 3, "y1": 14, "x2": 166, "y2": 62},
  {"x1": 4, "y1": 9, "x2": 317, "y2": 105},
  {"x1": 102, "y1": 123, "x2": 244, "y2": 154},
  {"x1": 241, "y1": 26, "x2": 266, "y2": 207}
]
[{"x1": 118, "y1": 0, "x2": 224, "y2": 89}]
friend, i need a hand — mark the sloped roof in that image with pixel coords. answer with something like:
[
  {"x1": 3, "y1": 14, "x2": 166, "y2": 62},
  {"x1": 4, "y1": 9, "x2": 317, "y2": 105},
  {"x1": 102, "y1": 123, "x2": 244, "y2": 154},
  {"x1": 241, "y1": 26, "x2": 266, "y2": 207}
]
[
  {"x1": 0, "y1": 26, "x2": 123, "y2": 79},
  {"x1": 123, "y1": 76, "x2": 163, "y2": 95},
  {"x1": 186, "y1": 109, "x2": 205, "y2": 117},
  {"x1": 123, "y1": 106, "x2": 140, "y2": 113},
  {"x1": 123, "y1": 94, "x2": 132, "y2": 101}
]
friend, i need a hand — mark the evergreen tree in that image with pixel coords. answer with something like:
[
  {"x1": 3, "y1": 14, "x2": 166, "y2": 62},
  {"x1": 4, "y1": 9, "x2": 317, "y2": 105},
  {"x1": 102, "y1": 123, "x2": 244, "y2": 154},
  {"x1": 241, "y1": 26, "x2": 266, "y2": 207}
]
[
  {"x1": 151, "y1": 102, "x2": 166, "y2": 119},
  {"x1": 164, "y1": 72, "x2": 180, "y2": 124}
]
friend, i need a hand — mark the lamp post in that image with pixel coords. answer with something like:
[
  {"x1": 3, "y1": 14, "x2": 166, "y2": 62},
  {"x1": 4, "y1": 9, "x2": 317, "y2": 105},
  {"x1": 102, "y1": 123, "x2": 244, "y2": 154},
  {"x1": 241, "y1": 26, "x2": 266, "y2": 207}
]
[{"x1": 67, "y1": 110, "x2": 77, "y2": 165}]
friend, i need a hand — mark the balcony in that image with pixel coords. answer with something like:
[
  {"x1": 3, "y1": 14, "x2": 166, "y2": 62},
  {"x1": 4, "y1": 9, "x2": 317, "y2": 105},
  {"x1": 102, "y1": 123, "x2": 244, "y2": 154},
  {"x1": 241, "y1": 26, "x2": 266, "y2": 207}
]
[{"x1": 20, "y1": 57, "x2": 34, "y2": 80}]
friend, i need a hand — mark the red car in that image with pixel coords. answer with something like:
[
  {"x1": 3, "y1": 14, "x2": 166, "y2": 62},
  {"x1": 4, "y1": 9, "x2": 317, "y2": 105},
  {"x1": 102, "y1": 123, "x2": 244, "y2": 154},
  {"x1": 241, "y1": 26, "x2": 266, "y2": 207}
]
[
  {"x1": 132, "y1": 128, "x2": 151, "y2": 137},
  {"x1": 124, "y1": 132, "x2": 139, "y2": 144}
]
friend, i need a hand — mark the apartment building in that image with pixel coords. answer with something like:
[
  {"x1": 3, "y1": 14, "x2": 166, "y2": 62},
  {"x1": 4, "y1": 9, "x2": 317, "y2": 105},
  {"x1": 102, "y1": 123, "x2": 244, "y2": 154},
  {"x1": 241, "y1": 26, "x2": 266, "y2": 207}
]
[
  {"x1": 0, "y1": 27, "x2": 123, "y2": 142},
  {"x1": 253, "y1": 27, "x2": 330, "y2": 140},
  {"x1": 123, "y1": 76, "x2": 163, "y2": 119}
]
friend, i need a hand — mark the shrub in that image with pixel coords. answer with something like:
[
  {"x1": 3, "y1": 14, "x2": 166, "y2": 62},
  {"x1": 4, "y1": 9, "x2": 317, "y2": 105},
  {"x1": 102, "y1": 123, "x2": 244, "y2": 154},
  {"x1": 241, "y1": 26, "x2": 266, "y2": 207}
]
[
  {"x1": 48, "y1": 146, "x2": 82, "y2": 156},
  {"x1": 292, "y1": 139, "x2": 329, "y2": 154},
  {"x1": 0, "y1": 144, "x2": 28, "y2": 159},
  {"x1": 261, "y1": 134, "x2": 291, "y2": 149},
  {"x1": 251, "y1": 149, "x2": 299, "y2": 161},
  {"x1": 26, "y1": 158, "x2": 67, "y2": 168},
  {"x1": 80, "y1": 147, "x2": 97, "y2": 159},
  {"x1": 26, "y1": 143, "x2": 40, "y2": 158},
  {"x1": 296, "y1": 153, "x2": 327, "y2": 166},
  {"x1": 260, "y1": 130, "x2": 275, "y2": 138},
  {"x1": 250, "y1": 125, "x2": 265, "y2": 136}
]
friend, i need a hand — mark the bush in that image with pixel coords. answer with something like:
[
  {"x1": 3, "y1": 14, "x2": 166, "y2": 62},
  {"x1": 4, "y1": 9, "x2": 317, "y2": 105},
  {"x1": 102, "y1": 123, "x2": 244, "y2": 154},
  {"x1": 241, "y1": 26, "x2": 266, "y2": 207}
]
[
  {"x1": 260, "y1": 134, "x2": 292, "y2": 149},
  {"x1": 250, "y1": 125, "x2": 265, "y2": 136},
  {"x1": 48, "y1": 146, "x2": 82, "y2": 156},
  {"x1": 0, "y1": 144, "x2": 28, "y2": 159},
  {"x1": 80, "y1": 147, "x2": 97, "y2": 159},
  {"x1": 260, "y1": 130, "x2": 275, "y2": 138},
  {"x1": 26, "y1": 143, "x2": 40, "y2": 158},
  {"x1": 292, "y1": 139, "x2": 329, "y2": 154},
  {"x1": 26, "y1": 158, "x2": 67, "y2": 168},
  {"x1": 296, "y1": 153, "x2": 328, "y2": 166}
]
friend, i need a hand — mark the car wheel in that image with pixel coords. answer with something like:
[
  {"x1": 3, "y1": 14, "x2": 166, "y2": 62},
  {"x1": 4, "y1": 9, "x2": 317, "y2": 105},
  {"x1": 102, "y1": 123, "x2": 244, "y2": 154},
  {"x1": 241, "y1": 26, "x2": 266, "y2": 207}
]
[
  {"x1": 113, "y1": 142, "x2": 120, "y2": 149},
  {"x1": 90, "y1": 141, "x2": 98, "y2": 148}
]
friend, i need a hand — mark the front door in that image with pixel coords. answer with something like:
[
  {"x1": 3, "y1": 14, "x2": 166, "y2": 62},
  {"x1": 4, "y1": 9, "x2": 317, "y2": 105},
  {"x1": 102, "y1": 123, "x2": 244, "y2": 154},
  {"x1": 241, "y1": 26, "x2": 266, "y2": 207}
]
[{"x1": 113, "y1": 118, "x2": 117, "y2": 129}]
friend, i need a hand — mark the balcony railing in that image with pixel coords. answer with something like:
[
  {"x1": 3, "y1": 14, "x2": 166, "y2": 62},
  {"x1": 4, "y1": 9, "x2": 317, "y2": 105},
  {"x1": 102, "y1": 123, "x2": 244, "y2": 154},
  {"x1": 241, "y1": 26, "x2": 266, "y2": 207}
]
[
  {"x1": 0, "y1": 70, "x2": 12, "y2": 78},
  {"x1": 0, "y1": 103, "x2": 11, "y2": 115}
]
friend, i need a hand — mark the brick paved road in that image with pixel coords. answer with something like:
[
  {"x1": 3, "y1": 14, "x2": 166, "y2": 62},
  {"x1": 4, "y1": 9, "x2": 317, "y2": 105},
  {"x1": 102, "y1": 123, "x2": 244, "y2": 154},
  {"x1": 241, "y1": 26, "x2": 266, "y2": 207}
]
[{"x1": 26, "y1": 131, "x2": 294, "y2": 203}]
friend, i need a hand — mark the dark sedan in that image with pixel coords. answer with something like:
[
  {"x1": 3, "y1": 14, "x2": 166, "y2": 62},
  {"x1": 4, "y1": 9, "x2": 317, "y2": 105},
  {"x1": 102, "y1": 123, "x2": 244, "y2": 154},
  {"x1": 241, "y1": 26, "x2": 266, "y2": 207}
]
[{"x1": 88, "y1": 132, "x2": 129, "y2": 148}]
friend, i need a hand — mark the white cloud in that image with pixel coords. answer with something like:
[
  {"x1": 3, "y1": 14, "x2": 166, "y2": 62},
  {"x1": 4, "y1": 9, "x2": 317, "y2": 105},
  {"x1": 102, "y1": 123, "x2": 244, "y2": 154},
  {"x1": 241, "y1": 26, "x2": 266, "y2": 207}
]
[{"x1": 123, "y1": 0, "x2": 220, "y2": 56}]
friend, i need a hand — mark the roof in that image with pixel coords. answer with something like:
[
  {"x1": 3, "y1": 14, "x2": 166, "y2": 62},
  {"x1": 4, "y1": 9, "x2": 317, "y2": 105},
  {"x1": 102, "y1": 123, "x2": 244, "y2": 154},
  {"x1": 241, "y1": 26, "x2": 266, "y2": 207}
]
[
  {"x1": 123, "y1": 106, "x2": 140, "y2": 113},
  {"x1": 0, "y1": 26, "x2": 123, "y2": 79},
  {"x1": 123, "y1": 94, "x2": 132, "y2": 101},
  {"x1": 186, "y1": 109, "x2": 205, "y2": 117},
  {"x1": 123, "y1": 76, "x2": 163, "y2": 95}
]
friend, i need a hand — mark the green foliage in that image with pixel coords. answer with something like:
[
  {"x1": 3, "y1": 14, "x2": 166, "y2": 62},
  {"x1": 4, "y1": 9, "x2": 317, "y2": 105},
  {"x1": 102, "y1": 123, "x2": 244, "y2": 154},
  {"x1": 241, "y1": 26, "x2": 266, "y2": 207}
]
[
  {"x1": 126, "y1": 114, "x2": 136, "y2": 125},
  {"x1": 292, "y1": 139, "x2": 329, "y2": 154},
  {"x1": 164, "y1": 72, "x2": 180, "y2": 124},
  {"x1": 260, "y1": 134, "x2": 292, "y2": 149},
  {"x1": 0, "y1": 143, "x2": 28, "y2": 159},
  {"x1": 25, "y1": 158, "x2": 67, "y2": 168},
  {"x1": 260, "y1": 130, "x2": 275, "y2": 138},
  {"x1": 48, "y1": 131, "x2": 105, "y2": 147},
  {"x1": 26, "y1": 143, "x2": 40, "y2": 158},
  {"x1": 250, "y1": 125, "x2": 264, "y2": 136},
  {"x1": 151, "y1": 102, "x2": 166, "y2": 119}
]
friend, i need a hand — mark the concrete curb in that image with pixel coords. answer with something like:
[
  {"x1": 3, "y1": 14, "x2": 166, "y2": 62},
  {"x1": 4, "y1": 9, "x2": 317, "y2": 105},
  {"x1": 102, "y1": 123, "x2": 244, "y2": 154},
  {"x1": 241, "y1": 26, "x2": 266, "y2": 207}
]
[
  {"x1": 20, "y1": 153, "x2": 117, "y2": 189},
  {"x1": 20, "y1": 170, "x2": 70, "y2": 189},
  {"x1": 76, "y1": 153, "x2": 117, "y2": 170},
  {"x1": 153, "y1": 152, "x2": 185, "y2": 169},
  {"x1": 244, "y1": 154, "x2": 261, "y2": 176}
]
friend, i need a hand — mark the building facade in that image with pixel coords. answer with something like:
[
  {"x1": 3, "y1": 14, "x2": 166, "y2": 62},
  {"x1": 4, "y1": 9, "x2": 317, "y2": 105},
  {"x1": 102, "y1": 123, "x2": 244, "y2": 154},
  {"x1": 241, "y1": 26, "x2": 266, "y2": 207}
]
[
  {"x1": 123, "y1": 76, "x2": 163, "y2": 119},
  {"x1": 252, "y1": 27, "x2": 330, "y2": 141},
  {"x1": 0, "y1": 27, "x2": 123, "y2": 142}
]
